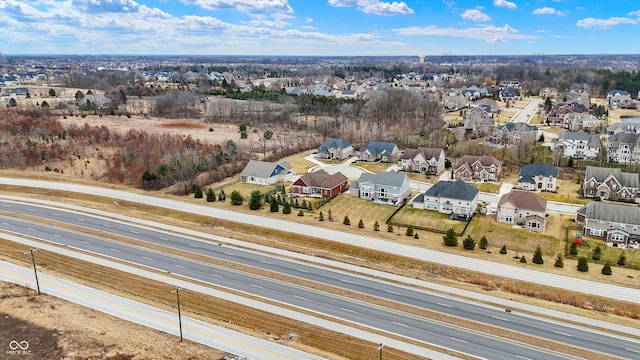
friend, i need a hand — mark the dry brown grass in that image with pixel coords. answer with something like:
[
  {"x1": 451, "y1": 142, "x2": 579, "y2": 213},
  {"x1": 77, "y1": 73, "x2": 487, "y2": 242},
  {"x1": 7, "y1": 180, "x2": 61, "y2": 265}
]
[{"x1": 160, "y1": 121, "x2": 207, "y2": 129}]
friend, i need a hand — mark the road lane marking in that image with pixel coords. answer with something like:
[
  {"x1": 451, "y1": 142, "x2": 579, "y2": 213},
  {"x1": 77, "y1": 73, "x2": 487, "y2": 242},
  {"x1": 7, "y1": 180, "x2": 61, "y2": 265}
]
[
  {"x1": 294, "y1": 295, "x2": 306, "y2": 300},
  {"x1": 296, "y1": 268, "x2": 309, "y2": 273},
  {"x1": 159, "y1": 237, "x2": 168, "y2": 241},
  {"x1": 189, "y1": 244, "x2": 199, "y2": 248},
  {"x1": 129, "y1": 230, "x2": 139, "y2": 234},
  {"x1": 210, "y1": 273, "x2": 221, "y2": 278},
  {"x1": 175, "y1": 265, "x2": 185, "y2": 269},
  {"x1": 251, "y1": 284, "x2": 262, "y2": 288},
  {"x1": 437, "y1": 302, "x2": 452, "y2": 308},
  {"x1": 491, "y1": 316, "x2": 509, "y2": 322},
  {"x1": 27, "y1": 208, "x2": 35, "y2": 212},
  {"x1": 340, "y1": 279, "x2": 353, "y2": 284},
  {"x1": 53, "y1": 234, "x2": 61, "y2": 237},
  {"x1": 260, "y1": 260, "x2": 271, "y2": 264},
  {"x1": 449, "y1": 337, "x2": 467, "y2": 343},
  {"x1": 384, "y1": 290, "x2": 399, "y2": 295},
  {"x1": 1, "y1": 205, "x2": 10, "y2": 208},
  {"x1": 27, "y1": 228, "x2": 35, "y2": 231},
  {"x1": 77, "y1": 218, "x2": 85, "y2": 222},
  {"x1": 141, "y1": 256, "x2": 152, "y2": 261},
  {"x1": 80, "y1": 241, "x2": 90, "y2": 245},
  {"x1": 553, "y1": 331, "x2": 573, "y2": 337},
  {"x1": 393, "y1": 321, "x2": 408, "y2": 327},
  {"x1": 340, "y1": 307, "x2": 355, "y2": 313},
  {"x1": 516, "y1": 356, "x2": 532, "y2": 360},
  {"x1": 103, "y1": 223, "x2": 111, "y2": 228},
  {"x1": 109, "y1": 248, "x2": 119, "y2": 252},
  {"x1": 223, "y1": 252, "x2": 234, "y2": 256},
  {"x1": 625, "y1": 348, "x2": 640, "y2": 354}
]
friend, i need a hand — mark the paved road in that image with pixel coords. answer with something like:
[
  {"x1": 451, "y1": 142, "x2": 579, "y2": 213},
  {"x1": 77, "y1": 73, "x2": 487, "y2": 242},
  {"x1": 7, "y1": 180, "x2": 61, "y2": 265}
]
[
  {"x1": 512, "y1": 99, "x2": 542, "y2": 123},
  {"x1": 0, "y1": 178, "x2": 636, "y2": 304},
  {"x1": 2, "y1": 201, "x2": 640, "y2": 359},
  {"x1": 0, "y1": 262, "x2": 324, "y2": 360}
]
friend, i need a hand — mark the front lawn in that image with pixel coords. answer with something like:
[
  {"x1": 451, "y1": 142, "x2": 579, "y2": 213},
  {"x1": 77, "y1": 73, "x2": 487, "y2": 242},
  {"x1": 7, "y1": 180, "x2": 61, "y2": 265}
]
[{"x1": 351, "y1": 161, "x2": 395, "y2": 173}]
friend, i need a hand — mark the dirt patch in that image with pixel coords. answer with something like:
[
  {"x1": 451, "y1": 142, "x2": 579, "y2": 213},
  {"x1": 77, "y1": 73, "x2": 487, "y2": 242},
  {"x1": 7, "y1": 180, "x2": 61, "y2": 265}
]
[{"x1": 0, "y1": 282, "x2": 225, "y2": 360}]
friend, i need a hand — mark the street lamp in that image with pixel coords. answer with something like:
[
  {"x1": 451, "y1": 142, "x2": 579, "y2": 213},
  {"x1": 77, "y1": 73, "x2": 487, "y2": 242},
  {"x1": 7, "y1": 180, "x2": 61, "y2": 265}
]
[
  {"x1": 172, "y1": 287, "x2": 183, "y2": 342},
  {"x1": 378, "y1": 343, "x2": 384, "y2": 360},
  {"x1": 24, "y1": 249, "x2": 40, "y2": 295}
]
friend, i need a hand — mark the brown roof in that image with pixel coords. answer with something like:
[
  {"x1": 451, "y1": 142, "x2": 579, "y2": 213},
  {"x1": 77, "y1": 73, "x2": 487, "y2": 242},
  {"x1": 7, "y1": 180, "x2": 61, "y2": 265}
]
[
  {"x1": 400, "y1": 147, "x2": 444, "y2": 161},
  {"x1": 498, "y1": 191, "x2": 547, "y2": 212},
  {"x1": 297, "y1": 169, "x2": 348, "y2": 189}
]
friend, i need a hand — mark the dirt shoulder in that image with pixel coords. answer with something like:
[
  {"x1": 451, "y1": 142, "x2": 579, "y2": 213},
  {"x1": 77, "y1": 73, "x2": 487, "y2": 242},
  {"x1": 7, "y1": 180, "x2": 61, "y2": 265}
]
[{"x1": 0, "y1": 282, "x2": 225, "y2": 360}]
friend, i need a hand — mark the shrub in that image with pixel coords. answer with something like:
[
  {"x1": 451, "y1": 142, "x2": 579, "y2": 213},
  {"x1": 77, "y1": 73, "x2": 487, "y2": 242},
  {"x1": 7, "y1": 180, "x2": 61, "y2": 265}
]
[
  {"x1": 193, "y1": 184, "x2": 203, "y2": 199},
  {"x1": 373, "y1": 221, "x2": 380, "y2": 231},
  {"x1": 479, "y1": 236, "x2": 488, "y2": 250},
  {"x1": 358, "y1": 219, "x2": 364, "y2": 228},
  {"x1": 499, "y1": 245, "x2": 507, "y2": 254},
  {"x1": 577, "y1": 257, "x2": 589, "y2": 272},
  {"x1": 387, "y1": 224, "x2": 394, "y2": 232},
  {"x1": 592, "y1": 245, "x2": 601, "y2": 261},
  {"x1": 406, "y1": 225, "x2": 414, "y2": 237},
  {"x1": 319, "y1": 211, "x2": 324, "y2": 221},
  {"x1": 282, "y1": 202, "x2": 291, "y2": 214},
  {"x1": 298, "y1": 210, "x2": 304, "y2": 216},
  {"x1": 554, "y1": 254, "x2": 564, "y2": 268},
  {"x1": 343, "y1": 215, "x2": 350, "y2": 225},
  {"x1": 601, "y1": 262, "x2": 612, "y2": 275},
  {"x1": 206, "y1": 188, "x2": 215, "y2": 202},
  {"x1": 414, "y1": 232, "x2": 419, "y2": 239},
  {"x1": 569, "y1": 242, "x2": 578, "y2": 256},
  {"x1": 443, "y1": 228, "x2": 458, "y2": 247},
  {"x1": 249, "y1": 190, "x2": 263, "y2": 210},
  {"x1": 617, "y1": 253, "x2": 626, "y2": 266},
  {"x1": 270, "y1": 197, "x2": 279, "y2": 212},
  {"x1": 462, "y1": 235, "x2": 476, "y2": 250},
  {"x1": 520, "y1": 255, "x2": 527, "y2": 264},
  {"x1": 532, "y1": 245, "x2": 544, "y2": 265}
]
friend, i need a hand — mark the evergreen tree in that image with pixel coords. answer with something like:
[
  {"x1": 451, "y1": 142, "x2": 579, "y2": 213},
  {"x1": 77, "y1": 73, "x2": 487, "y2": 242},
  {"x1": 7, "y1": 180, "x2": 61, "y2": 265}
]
[
  {"x1": 298, "y1": 210, "x2": 304, "y2": 216},
  {"x1": 601, "y1": 262, "x2": 612, "y2": 275},
  {"x1": 277, "y1": 194, "x2": 283, "y2": 205},
  {"x1": 270, "y1": 197, "x2": 279, "y2": 212},
  {"x1": 462, "y1": 235, "x2": 476, "y2": 250},
  {"x1": 592, "y1": 245, "x2": 602, "y2": 261},
  {"x1": 294, "y1": 198, "x2": 299, "y2": 208},
  {"x1": 319, "y1": 211, "x2": 324, "y2": 221},
  {"x1": 249, "y1": 190, "x2": 263, "y2": 210},
  {"x1": 218, "y1": 189, "x2": 226, "y2": 201},
  {"x1": 577, "y1": 257, "x2": 589, "y2": 272},
  {"x1": 282, "y1": 202, "x2": 291, "y2": 214},
  {"x1": 499, "y1": 245, "x2": 507, "y2": 254},
  {"x1": 358, "y1": 219, "x2": 365, "y2": 228},
  {"x1": 373, "y1": 221, "x2": 380, "y2": 231},
  {"x1": 617, "y1": 253, "x2": 626, "y2": 266},
  {"x1": 520, "y1": 255, "x2": 527, "y2": 264},
  {"x1": 569, "y1": 242, "x2": 578, "y2": 255},
  {"x1": 532, "y1": 245, "x2": 544, "y2": 264},
  {"x1": 307, "y1": 202, "x2": 313, "y2": 210},
  {"x1": 554, "y1": 254, "x2": 564, "y2": 268},
  {"x1": 414, "y1": 232, "x2": 419, "y2": 239},
  {"x1": 443, "y1": 228, "x2": 458, "y2": 247},
  {"x1": 387, "y1": 224, "x2": 394, "y2": 232},
  {"x1": 206, "y1": 188, "x2": 215, "y2": 202},
  {"x1": 230, "y1": 190, "x2": 243, "y2": 205},
  {"x1": 193, "y1": 184, "x2": 203, "y2": 198},
  {"x1": 301, "y1": 199, "x2": 307, "y2": 209},
  {"x1": 328, "y1": 209, "x2": 333, "y2": 221},
  {"x1": 343, "y1": 215, "x2": 351, "y2": 225},
  {"x1": 406, "y1": 225, "x2": 414, "y2": 236},
  {"x1": 479, "y1": 236, "x2": 488, "y2": 250}
]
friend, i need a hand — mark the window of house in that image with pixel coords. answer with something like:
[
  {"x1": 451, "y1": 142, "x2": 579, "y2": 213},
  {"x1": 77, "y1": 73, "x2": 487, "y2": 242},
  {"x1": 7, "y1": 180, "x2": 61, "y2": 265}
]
[
  {"x1": 590, "y1": 228, "x2": 603, "y2": 236},
  {"x1": 528, "y1": 221, "x2": 540, "y2": 228},
  {"x1": 612, "y1": 184, "x2": 617, "y2": 190},
  {"x1": 611, "y1": 233, "x2": 625, "y2": 242}
]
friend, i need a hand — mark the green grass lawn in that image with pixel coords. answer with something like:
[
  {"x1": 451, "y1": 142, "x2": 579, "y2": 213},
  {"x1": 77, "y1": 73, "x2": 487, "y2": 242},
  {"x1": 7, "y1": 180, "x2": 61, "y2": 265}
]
[
  {"x1": 319, "y1": 193, "x2": 398, "y2": 228},
  {"x1": 569, "y1": 237, "x2": 640, "y2": 270},
  {"x1": 473, "y1": 182, "x2": 501, "y2": 193},
  {"x1": 351, "y1": 161, "x2": 395, "y2": 174},
  {"x1": 218, "y1": 182, "x2": 280, "y2": 198},
  {"x1": 390, "y1": 206, "x2": 467, "y2": 234}
]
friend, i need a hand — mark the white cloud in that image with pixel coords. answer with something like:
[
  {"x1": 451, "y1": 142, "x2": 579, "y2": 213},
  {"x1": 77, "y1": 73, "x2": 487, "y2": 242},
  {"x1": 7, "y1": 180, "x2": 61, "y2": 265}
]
[
  {"x1": 493, "y1": 0, "x2": 516, "y2": 10},
  {"x1": 532, "y1": 7, "x2": 564, "y2": 16},
  {"x1": 461, "y1": 9, "x2": 490, "y2": 22},
  {"x1": 180, "y1": 0, "x2": 293, "y2": 15},
  {"x1": 629, "y1": 10, "x2": 640, "y2": 17},
  {"x1": 328, "y1": 0, "x2": 414, "y2": 16},
  {"x1": 71, "y1": 0, "x2": 141, "y2": 13},
  {"x1": 576, "y1": 17, "x2": 637, "y2": 29},
  {"x1": 393, "y1": 24, "x2": 535, "y2": 43}
]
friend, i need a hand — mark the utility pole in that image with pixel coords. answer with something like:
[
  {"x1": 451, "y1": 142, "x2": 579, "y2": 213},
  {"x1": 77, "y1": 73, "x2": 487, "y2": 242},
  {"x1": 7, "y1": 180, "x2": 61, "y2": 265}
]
[
  {"x1": 172, "y1": 287, "x2": 183, "y2": 342},
  {"x1": 378, "y1": 343, "x2": 384, "y2": 360},
  {"x1": 24, "y1": 249, "x2": 40, "y2": 294}
]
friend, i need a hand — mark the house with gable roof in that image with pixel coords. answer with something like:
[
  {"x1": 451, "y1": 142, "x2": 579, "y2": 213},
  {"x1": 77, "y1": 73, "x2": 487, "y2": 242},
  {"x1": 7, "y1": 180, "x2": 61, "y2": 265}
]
[
  {"x1": 608, "y1": 133, "x2": 640, "y2": 164},
  {"x1": 550, "y1": 130, "x2": 600, "y2": 159},
  {"x1": 516, "y1": 163, "x2": 559, "y2": 192},
  {"x1": 453, "y1": 155, "x2": 502, "y2": 182},
  {"x1": 290, "y1": 169, "x2": 348, "y2": 198},
  {"x1": 496, "y1": 191, "x2": 548, "y2": 233},
  {"x1": 317, "y1": 138, "x2": 354, "y2": 161},
  {"x1": 349, "y1": 171, "x2": 411, "y2": 206},
  {"x1": 576, "y1": 202, "x2": 640, "y2": 248},
  {"x1": 546, "y1": 101, "x2": 590, "y2": 127},
  {"x1": 491, "y1": 122, "x2": 539, "y2": 146},
  {"x1": 240, "y1": 160, "x2": 294, "y2": 185},
  {"x1": 411, "y1": 180, "x2": 478, "y2": 220},
  {"x1": 359, "y1": 141, "x2": 400, "y2": 162},
  {"x1": 563, "y1": 112, "x2": 598, "y2": 131},
  {"x1": 539, "y1": 87, "x2": 558, "y2": 98},
  {"x1": 582, "y1": 166, "x2": 640, "y2": 203},
  {"x1": 399, "y1": 147, "x2": 446, "y2": 175},
  {"x1": 443, "y1": 94, "x2": 467, "y2": 110},
  {"x1": 463, "y1": 106, "x2": 493, "y2": 132}
]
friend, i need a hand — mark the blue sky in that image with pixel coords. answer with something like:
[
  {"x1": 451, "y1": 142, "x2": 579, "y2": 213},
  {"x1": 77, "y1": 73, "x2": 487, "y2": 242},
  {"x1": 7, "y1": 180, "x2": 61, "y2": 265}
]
[{"x1": 1, "y1": 0, "x2": 639, "y2": 56}]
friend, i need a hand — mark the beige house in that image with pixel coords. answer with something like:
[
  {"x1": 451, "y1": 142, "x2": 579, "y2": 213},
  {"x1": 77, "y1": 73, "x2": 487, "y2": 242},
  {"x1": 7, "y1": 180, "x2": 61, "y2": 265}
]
[
  {"x1": 496, "y1": 191, "x2": 548, "y2": 233},
  {"x1": 516, "y1": 163, "x2": 559, "y2": 192},
  {"x1": 399, "y1": 147, "x2": 446, "y2": 175}
]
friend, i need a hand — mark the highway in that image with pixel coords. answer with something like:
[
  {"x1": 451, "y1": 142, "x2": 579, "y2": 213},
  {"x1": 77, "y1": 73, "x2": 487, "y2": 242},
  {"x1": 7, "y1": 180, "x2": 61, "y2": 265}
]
[{"x1": 2, "y1": 200, "x2": 640, "y2": 359}]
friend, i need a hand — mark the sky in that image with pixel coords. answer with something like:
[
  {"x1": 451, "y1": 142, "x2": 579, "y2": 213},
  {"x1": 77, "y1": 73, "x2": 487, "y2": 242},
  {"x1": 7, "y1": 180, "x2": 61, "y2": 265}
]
[{"x1": 1, "y1": 0, "x2": 639, "y2": 56}]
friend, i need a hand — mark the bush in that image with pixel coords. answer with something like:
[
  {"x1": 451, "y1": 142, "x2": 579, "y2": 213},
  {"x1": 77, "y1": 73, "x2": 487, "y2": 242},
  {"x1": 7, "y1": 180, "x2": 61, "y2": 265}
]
[
  {"x1": 520, "y1": 255, "x2": 527, "y2": 264},
  {"x1": 373, "y1": 221, "x2": 380, "y2": 231},
  {"x1": 270, "y1": 197, "x2": 279, "y2": 212},
  {"x1": 554, "y1": 254, "x2": 564, "y2": 268},
  {"x1": 479, "y1": 236, "x2": 488, "y2": 250},
  {"x1": 601, "y1": 262, "x2": 612, "y2": 275},
  {"x1": 499, "y1": 245, "x2": 507, "y2": 254},
  {"x1": 414, "y1": 232, "x2": 419, "y2": 239},
  {"x1": 387, "y1": 224, "x2": 394, "y2": 232},
  {"x1": 206, "y1": 188, "x2": 215, "y2": 202},
  {"x1": 532, "y1": 245, "x2": 544, "y2": 264},
  {"x1": 462, "y1": 235, "x2": 476, "y2": 250},
  {"x1": 358, "y1": 219, "x2": 365, "y2": 228},
  {"x1": 193, "y1": 184, "x2": 203, "y2": 199},
  {"x1": 343, "y1": 215, "x2": 350, "y2": 225},
  {"x1": 282, "y1": 202, "x2": 291, "y2": 214},
  {"x1": 298, "y1": 210, "x2": 304, "y2": 216},
  {"x1": 230, "y1": 190, "x2": 243, "y2": 205},
  {"x1": 577, "y1": 257, "x2": 589, "y2": 272},
  {"x1": 569, "y1": 242, "x2": 578, "y2": 256},
  {"x1": 319, "y1": 211, "x2": 324, "y2": 221},
  {"x1": 443, "y1": 228, "x2": 458, "y2": 247},
  {"x1": 406, "y1": 225, "x2": 414, "y2": 236},
  {"x1": 617, "y1": 253, "x2": 626, "y2": 266},
  {"x1": 249, "y1": 190, "x2": 263, "y2": 210},
  {"x1": 592, "y1": 245, "x2": 602, "y2": 261}
]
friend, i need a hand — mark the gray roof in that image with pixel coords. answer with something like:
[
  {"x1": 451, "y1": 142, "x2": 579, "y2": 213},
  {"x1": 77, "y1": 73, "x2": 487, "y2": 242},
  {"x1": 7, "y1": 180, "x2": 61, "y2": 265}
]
[
  {"x1": 558, "y1": 130, "x2": 600, "y2": 147},
  {"x1": 240, "y1": 160, "x2": 291, "y2": 178},
  {"x1": 500, "y1": 122, "x2": 538, "y2": 132},
  {"x1": 360, "y1": 141, "x2": 397, "y2": 156},
  {"x1": 359, "y1": 171, "x2": 407, "y2": 187},
  {"x1": 577, "y1": 202, "x2": 640, "y2": 224},
  {"x1": 518, "y1": 163, "x2": 559, "y2": 183},
  {"x1": 424, "y1": 180, "x2": 478, "y2": 201},
  {"x1": 608, "y1": 132, "x2": 640, "y2": 145},
  {"x1": 584, "y1": 166, "x2": 640, "y2": 188},
  {"x1": 318, "y1": 138, "x2": 352, "y2": 153},
  {"x1": 400, "y1": 147, "x2": 444, "y2": 161}
]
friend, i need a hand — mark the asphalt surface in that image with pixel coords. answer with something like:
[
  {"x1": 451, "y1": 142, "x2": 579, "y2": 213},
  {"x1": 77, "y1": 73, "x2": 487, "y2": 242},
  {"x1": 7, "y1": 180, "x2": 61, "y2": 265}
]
[{"x1": 2, "y1": 200, "x2": 640, "y2": 359}]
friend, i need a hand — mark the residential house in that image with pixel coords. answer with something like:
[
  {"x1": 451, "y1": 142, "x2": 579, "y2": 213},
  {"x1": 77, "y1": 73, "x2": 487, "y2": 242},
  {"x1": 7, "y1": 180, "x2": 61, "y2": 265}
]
[
  {"x1": 463, "y1": 106, "x2": 494, "y2": 133},
  {"x1": 359, "y1": 141, "x2": 400, "y2": 162},
  {"x1": 349, "y1": 171, "x2": 411, "y2": 206},
  {"x1": 443, "y1": 94, "x2": 467, "y2": 110},
  {"x1": 539, "y1": 87, "x2": 558, "y2": 98},
  {"x1": 399, "y1": 147, "x2": 446, "y2": 175},
  {"x1": 546, "y1": 101, "x2": 590, "y2": 127},
  {"x1": 550, "y1": 130, "x2": 600, "y2": 159},
  {"x1": 563, "y1": 113, "x2": 598, "y2": 131},
  {"x1": 499, "y1": 87, "x2": 517, "y2": 102},
  {"x1": 608, "y1": 133, "x2": 640, "y2": 164},
  {"x1": 491, "y1": 122, "x2": 539, "y2": 146},
  {"x1": 337, "y1": 89, "x2": 357, "y2": 99},
  {"x1": 80, "y1": 93, "x2": 112, "y2": 109},
  {"x1": 317, "y1": 138, "x2": 354, "y2": 161},
  {"x1": 290, "y1": 169, "x2": 348, "y2": 198},
  {"x1": 609, "y1": 94, "x2": 636, "y2": 109},
  {"x1": 496, "y1": 191, "x2": 548, "y2": 233},
  {"x1": 516, "y1": 163, "x2": 559, "y2": 192},
  {"x1": 474, "y1": 98, "x2": 500, "y2": 113},
  {"x1": 576, "y1": 202, "x2": 640, "y2": 248},
  {"x1": 453, "y1": 155, "x2": 502, "y2": 182},
  {"x1": 411, "y1": 180, "x2": 479, "y2": 220},
  {"x1": 461, "y1": 85, "x2": 489, "y2": 100},
  {"x1": 582, "y1": 166, "x2": 640, "y2": 203},
  {"x1": 607, "y1": 89, "x2": 631, "y2": 100},
  {"x1": 607, "y1": 121, "x2": 640, "y2": 135},
  {"x1": 240, "y1": 160, "x2": 294, "y2": 185}
]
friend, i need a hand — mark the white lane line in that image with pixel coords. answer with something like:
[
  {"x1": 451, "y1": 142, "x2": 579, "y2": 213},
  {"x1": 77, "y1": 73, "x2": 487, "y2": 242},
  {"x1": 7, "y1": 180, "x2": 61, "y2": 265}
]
[
  {"x1": 53, "y1": 234, "x2": 61, "y2": 237},
  {"x1": 340, "y1": 279, "x2": 353, "y2": 284},
  {"x1": 103, "y1": 223, "x2": 111, "y2": 228},
  {"x1": 340, "y1": 307, "x2": 356, "y2": 313},
  {"x1": 251, "y1": 284, "x2": 262, "y2": 288},
  {"x1": 260, "y1": 260, "x2": 271, "y2": 264},
  {"x1": 175, "y1": 265, "x2": 185, "y2": 269},
  {"x1": 27, "y1": 228, "x2": 35, "y2": 231},
  {"x1": 1, "y1": 205, "x2": 10, "y2": 208},
  {"x1": 294, "y1": 295, "x2": 306, "y2": 300},
  {"x1": 296, "y1": 268, "x2": 309, "y2": 273},
  {"x1": 77, "y1": 218, "x2": 85, "y2": 222},
  {"x1": 27, "y1": 208, "x2": 35, "y2": 212},
  {"x1": 159, "y1": 237, "x2": 168, "y2": 241},
  {"x1": 189, "y1": 244, "x2": 199, "y2": 248},
  {"x1": 52, "y1": 213, "x2": 60, "y2": 216},
  {"x1": 210, "y1": 273, "x2": 221, "y2": 278},
  {"x1": 625, "y1": 348, "x2": 640, "y2": 354},
  {"x1": 449, "y1": 337, "x2": 467, "y2": 343},
  {"x1": 141, "y1": 256, "x2": 152, "y2": 261},
  {"x1": 516, "y1": 356, "x2": 533, "y2": 360},
  {"x1": 393, "y1": 321, "x2": 408, "y2": 327},
  {"x1": 223, "y1": 252, "x2": 234, "y2": 256},
  {"x1": 1, "y1": 222, "x2": 9, "y2": 225},
  {"x1": 491, "y1": 316, "x2": 509, "y2": 322},
  {"x1": 384, "y1": 290, "x2": 399, "y2": 295},
  {"x1": 553, "y1": 331, "x2": 574, "y2": 338},
  {"x1": 109, "y1": 248, "x2": 120, "y2": 252},
  {"x1": 437, "y1": 302, "x2": 452, "y2": 308},
  {"x1": 129, "y1": 230, "x2": 139, "y2": 234},
  {"x1": 80, "y1": 241, "x2": 90, "y2": 245}
]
